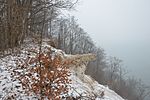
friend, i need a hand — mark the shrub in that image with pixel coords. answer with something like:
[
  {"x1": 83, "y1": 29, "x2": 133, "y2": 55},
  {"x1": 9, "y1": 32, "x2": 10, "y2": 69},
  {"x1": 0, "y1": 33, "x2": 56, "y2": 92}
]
[{"x1": 15, "y1": 47, "x2": 71, "y2": 99}]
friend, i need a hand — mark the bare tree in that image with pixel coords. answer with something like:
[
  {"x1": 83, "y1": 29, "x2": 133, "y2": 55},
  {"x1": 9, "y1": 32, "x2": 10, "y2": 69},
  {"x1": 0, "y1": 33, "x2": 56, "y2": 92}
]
[
  {"x1": 0, "y1": 0, "x2": 79, "y2": 52},
  {"x1": 136, "y1": 80, "x2": 150, "y2": 100}
]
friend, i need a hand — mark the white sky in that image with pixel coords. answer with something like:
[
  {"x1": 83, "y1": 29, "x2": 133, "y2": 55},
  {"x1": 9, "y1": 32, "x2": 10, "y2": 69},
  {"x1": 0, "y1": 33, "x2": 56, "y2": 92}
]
[{"x1": 71, "y1": 0, "x2": 150, "y2": 85}]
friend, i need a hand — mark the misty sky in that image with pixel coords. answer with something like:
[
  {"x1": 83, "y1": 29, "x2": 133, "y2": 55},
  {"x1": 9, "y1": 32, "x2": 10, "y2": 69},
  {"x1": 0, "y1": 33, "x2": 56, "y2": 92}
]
[{"x1": 72, "y1": 0, "x2": 150, "y2": 85}]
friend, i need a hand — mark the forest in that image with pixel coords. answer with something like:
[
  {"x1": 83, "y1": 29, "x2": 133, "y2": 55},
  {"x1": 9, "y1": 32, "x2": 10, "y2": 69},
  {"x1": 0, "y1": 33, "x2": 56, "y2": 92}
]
[{"x1": 0, "y1": 0, "x2": 150, "y2": 100}]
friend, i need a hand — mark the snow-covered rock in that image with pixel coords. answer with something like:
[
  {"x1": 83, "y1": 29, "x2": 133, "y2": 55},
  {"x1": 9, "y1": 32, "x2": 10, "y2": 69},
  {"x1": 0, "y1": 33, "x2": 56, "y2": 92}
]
[
  {"x1": 68, "y1": 68, "x2": 124, "y2": 100},
  {"x1": 61, "y1": 54, "x2": 124, "y2": 100},
  {"x1": 0, "y1": 39, "x2": 124, "y2": 100}
]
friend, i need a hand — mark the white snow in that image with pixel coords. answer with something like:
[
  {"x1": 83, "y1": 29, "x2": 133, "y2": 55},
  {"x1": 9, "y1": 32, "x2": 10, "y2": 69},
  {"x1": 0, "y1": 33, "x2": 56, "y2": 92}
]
[
  {"x1": 68, "y1": 69, "x2": 124, "y2": 100},
  {"x1": 0, "y1": 40, "x2": 124, "y2": 100}
]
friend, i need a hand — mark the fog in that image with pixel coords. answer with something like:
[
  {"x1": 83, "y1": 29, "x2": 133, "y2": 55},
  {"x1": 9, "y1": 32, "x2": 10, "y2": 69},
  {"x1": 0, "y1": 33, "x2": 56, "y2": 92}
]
[{"x1": 72, "y1": 0, "x2": 150, "y2": 85}]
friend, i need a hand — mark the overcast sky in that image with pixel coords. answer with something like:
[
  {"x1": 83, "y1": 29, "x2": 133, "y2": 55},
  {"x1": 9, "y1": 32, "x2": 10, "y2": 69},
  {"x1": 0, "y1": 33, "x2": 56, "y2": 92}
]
[{"x1": 71, "y1": 0, "x2": 150, "y2": 85}]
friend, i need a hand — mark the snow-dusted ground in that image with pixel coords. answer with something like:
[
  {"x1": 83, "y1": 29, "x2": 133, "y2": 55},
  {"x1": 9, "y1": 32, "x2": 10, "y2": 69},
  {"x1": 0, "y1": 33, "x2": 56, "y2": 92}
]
[
  {"x1": 0, "y1": 39, "x2": 124, "y2": 100},
  {"x1": 68, "y1": 70, "x2": 124, "y2": 100}
]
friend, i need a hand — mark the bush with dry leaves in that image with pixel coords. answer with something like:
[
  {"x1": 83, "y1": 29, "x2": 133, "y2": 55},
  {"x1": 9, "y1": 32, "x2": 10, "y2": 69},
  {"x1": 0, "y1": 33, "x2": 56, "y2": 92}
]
[{"x1": 15, "y1": 48, "x2": 71, "y2": 100}]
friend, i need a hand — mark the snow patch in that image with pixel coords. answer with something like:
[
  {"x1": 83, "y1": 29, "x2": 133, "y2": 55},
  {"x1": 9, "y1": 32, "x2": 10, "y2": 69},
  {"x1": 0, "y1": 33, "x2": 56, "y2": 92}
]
[{"x1": 0, "y1": 40, "x2": 124, "y2": 100}]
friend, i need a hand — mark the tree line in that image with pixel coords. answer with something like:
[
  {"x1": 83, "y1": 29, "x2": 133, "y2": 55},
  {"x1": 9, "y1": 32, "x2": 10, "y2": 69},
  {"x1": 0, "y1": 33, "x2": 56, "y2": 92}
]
[
  {"x1": 0, "y1": 0, "x2": 149, "y2": 100},
  {"x1": 0, "y1": 0, "x2": 77, "y2": 51}
]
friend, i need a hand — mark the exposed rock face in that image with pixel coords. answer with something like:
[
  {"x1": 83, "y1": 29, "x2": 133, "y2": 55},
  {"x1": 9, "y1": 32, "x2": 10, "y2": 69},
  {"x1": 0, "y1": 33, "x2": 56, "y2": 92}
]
[
  {"x1": 63, "y1": 53, "x2": 96, "y2": 80},
  {"x1": 58, "y1": 52, "x2": 124, "y2": 100}
]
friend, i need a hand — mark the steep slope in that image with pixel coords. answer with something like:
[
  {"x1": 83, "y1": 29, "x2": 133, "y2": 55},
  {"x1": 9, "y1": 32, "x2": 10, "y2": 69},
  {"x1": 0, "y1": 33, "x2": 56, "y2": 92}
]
[
  {"x1": 0, "y1": 39, "x2": 124, "y2": 100},
  {"x1": 69, "y1": 68, "x2": 124, "y2": 100},
  {"x1": 63, "y1": 54, "x2": 124, "y2": 100}
]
